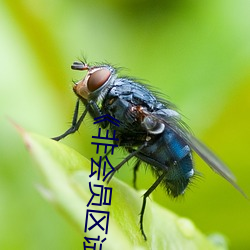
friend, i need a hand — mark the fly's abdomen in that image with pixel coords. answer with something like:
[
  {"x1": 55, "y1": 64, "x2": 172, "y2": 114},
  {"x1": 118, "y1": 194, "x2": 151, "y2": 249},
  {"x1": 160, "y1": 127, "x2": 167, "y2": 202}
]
[
  {"x1": 138, "y1": 128, "x2": 194, "y2": 197},
  {"x1": 163, "y1": 129, "x2": 194, "y2": 196},
  {"x1": 164, "y1": 153, "x2": 193, "y2": 197}
]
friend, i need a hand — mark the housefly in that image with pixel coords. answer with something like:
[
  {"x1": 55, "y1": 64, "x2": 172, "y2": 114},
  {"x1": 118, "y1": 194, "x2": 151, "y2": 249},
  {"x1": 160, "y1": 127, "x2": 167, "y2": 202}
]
[{"x1": 52, "y1": 60, "x2": 246, "y2": 240}]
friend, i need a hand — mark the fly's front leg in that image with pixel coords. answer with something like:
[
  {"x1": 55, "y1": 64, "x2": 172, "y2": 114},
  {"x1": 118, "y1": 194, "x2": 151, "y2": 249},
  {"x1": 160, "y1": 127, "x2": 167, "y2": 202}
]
[
  {"x1": 52, "y1": 99, "x2": 106, "y2": 141},
  {"x1": 88, "y1": 100, "x2": 109, "y2": 129},
  {"x1": 52, "y1": 99, "x2": 89, "y2": 141}
]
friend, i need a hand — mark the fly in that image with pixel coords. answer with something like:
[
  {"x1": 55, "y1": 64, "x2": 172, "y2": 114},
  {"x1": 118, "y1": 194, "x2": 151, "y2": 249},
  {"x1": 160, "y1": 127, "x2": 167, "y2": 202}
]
[{"x1": 52, "y1": 60, "x2": 246, "y2": 240}]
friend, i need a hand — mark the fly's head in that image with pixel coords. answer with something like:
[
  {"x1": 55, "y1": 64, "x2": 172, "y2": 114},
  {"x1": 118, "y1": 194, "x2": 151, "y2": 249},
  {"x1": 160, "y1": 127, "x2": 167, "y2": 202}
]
[{"x1": 72, "y1": 61, "x2": 116, "y2": 101}]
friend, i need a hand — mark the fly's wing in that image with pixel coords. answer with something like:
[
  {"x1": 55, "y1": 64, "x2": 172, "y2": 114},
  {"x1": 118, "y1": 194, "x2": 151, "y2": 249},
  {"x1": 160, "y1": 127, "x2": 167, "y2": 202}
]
[
  {"x1": 182, "y1": 131, "x2": 248, "y2": 198},
  {"x1": 151, "y1": 110, "x2": 247, "y2": 198}
]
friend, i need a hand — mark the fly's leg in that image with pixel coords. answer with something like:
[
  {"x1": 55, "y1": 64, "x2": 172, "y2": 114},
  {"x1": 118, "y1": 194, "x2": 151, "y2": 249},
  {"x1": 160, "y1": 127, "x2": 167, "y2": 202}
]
[
  {"x1": 126, "y1": 147, "x2": 141, "y2": 189},
  {"x1": 133, "y1": 160, "x2": 141, "y2": 189},
  {"x1": 107, "y1": 143, "x2": 146, "y2": 184},
  {"x1": 104, "y1": 147, "x2": 141, "y2": 189},
  {"x1": 101, "y1": 148, "x2": 112, "y2": 161},
  {"x1": 140, "y1": 172, "x2": 166, "y2": 240},
  {"x1": 52, "y1": 99, "x2": 88, "y2": 141},
  {"x1": 89, "y1": 100, "x2": 109, "y2": 128},
  {"x1": 52, "y1": 99, "x2": 107, "y2": 141},
  {"x1": 105, "y1": 140, "x2": 165, "y2": 240}
]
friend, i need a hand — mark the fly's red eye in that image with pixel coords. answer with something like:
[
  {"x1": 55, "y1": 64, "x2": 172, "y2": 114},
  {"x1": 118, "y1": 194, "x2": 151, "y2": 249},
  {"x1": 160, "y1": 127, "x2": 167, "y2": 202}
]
[{"x1": 87, "y1": 68, "x2": 111, "y2": 92}]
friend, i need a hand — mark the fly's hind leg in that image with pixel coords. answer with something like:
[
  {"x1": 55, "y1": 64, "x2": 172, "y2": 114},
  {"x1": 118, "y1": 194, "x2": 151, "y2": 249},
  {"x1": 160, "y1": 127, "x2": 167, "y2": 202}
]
[{"x1": 140, "y1": 172, "x2": 166, "y2": 240}]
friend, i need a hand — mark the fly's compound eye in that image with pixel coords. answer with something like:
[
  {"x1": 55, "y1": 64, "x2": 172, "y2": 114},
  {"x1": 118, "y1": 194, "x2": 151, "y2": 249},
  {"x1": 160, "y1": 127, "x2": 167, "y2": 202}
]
[{"x1": 87, "y1": 68, "x2": 111, "y2": 92}]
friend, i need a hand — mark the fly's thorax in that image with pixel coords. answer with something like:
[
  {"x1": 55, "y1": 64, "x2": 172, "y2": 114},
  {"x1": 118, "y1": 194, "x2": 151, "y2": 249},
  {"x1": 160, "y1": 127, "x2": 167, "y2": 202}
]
[{"x1": 73, "y1": 64, "x2": 117, "y2": 104}]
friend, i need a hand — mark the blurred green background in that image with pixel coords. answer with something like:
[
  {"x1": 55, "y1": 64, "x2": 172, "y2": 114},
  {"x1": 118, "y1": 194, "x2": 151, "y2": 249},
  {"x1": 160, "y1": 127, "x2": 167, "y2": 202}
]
[{"x1": 1, "y1": 0, "x2": 250, "y2": 249}]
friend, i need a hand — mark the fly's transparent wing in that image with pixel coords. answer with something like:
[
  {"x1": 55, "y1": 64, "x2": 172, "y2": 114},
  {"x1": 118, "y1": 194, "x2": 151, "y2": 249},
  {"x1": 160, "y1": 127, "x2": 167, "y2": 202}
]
[
  {"x1": 185, "y1": 133, "x2": 236, "y2": 180},
  {"x1": 149, "y1": 111, "x2": 247, "y2": 198}
]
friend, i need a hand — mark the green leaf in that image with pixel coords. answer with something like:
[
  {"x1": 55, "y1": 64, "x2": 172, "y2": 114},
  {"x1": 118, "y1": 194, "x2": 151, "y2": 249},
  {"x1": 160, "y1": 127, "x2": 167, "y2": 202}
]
[{"x1": 18, "y1": 127, "x2": 227, "y2": 250}]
